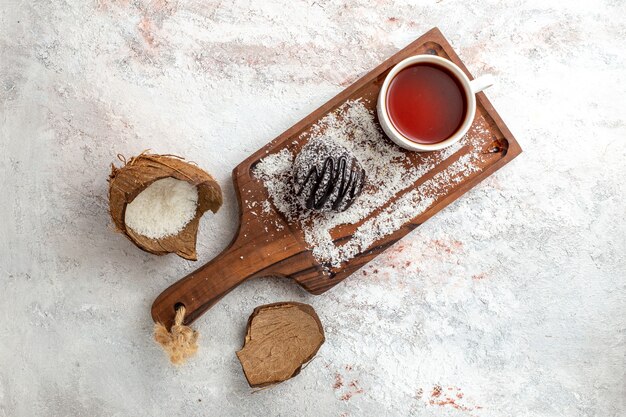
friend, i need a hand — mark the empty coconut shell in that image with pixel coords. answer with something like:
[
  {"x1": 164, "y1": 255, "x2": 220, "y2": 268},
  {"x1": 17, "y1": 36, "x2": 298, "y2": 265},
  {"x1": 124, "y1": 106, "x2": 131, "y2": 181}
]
[
  {"x1": 108, "y1": 153, "x2": 222, "y2": 260},
  {"x1": 236, "y1": 302, "x2": 325, "y2": 388}
]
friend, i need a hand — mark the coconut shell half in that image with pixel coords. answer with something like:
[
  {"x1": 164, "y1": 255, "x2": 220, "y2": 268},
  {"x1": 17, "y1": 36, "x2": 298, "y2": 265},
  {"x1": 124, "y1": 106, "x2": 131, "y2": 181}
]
[
  {"x1": 236, "y1": 302, "x2": 325, "y2": 388},
  {"x1": 108, "y1": 153, "x2": 222, "y2": 260}
]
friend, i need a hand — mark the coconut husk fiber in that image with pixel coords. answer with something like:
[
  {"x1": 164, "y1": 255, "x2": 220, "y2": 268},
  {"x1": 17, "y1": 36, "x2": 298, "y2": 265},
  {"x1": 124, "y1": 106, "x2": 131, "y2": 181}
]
[
  {"x1": 154, "y1": 306, "x2": 198, "y2": 365},
  {"x1": 236, "y1": 302, "x2": 325, "y2": 388},
  {"x1": 108, "y1": 153, "x2": 222, "y2": 260}
]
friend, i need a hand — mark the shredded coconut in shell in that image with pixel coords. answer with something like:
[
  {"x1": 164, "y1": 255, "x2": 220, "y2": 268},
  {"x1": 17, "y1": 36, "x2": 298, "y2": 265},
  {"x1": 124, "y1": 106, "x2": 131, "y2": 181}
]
[{"x1": 124, "y1": 177, "x2": 198, "y2": 239}]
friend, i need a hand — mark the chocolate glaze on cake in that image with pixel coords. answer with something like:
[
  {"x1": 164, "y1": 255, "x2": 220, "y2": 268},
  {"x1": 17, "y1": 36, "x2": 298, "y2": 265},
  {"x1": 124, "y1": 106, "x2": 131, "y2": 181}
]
[{"x1": 292, "y1": 137, "x2": 366, "y2": 212}]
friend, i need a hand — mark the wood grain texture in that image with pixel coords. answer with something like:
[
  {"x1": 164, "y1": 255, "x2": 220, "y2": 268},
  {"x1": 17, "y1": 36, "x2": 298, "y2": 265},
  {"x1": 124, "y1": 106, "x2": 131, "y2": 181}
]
[{"x1": 151, "y1": 27, "x2": 522, "y2": 328}]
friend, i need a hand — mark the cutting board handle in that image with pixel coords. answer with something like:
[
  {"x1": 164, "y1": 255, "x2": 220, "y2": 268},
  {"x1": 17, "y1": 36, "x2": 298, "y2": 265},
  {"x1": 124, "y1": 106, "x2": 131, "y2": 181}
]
[
  {"x1": 150, "y1": 162, "x2": 322, "y2": 328},
  {"x1": 150, "y1": 232, "x2": 270, "y2": 328}
]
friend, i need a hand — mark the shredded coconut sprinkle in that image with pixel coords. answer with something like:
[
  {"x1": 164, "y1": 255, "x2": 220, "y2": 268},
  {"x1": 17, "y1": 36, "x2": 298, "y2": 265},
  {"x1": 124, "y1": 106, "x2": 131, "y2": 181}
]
[
  {"x1": 124, "y1": 177, "x2": 198, "y2": 239},
  {"x1": 253, "y1": 99, "x2": 489, "y2": 267}
]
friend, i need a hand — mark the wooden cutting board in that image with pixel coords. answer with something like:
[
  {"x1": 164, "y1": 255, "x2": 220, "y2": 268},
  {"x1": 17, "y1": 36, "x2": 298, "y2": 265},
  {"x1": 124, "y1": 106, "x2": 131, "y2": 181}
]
[{"x1": 151, "y1": 27, "x2": 522, "y2": 328}]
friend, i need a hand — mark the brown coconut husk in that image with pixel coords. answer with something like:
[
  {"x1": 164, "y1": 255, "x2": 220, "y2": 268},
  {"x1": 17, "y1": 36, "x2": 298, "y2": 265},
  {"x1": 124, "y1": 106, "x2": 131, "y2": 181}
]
[
  {"x1": 236, "y1": 302, "x2": 325, "y2": 388},
  {"x1": 108, "y1": 153, "x2": 222, "y2": 260}
]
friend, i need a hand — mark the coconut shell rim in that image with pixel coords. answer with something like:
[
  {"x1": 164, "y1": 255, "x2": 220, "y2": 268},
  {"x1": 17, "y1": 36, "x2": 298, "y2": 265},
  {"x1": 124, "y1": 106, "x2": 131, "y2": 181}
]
[{"x1": 108, "y1": 153, "x2": 223, "y2": 260}]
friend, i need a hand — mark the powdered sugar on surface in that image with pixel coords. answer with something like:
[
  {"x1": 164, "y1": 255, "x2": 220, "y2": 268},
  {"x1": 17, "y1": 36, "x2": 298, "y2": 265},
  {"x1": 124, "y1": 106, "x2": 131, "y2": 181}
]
[{"x1": 253, "y1": 99, "x2": 489, "y2": 267}]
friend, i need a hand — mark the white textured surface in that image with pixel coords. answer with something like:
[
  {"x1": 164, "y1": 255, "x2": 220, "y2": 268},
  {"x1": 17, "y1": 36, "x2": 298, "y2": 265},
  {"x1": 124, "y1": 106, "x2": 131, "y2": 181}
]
[{"x1": 1, "y1": 1, "x2": 625, "y2": 416}]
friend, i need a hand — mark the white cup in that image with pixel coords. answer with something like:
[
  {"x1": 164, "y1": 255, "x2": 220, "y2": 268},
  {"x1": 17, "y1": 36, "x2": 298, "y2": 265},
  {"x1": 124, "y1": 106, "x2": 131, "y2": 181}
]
[{"x1": 377, "y1": 55, "x2": 494, "y2": 152}]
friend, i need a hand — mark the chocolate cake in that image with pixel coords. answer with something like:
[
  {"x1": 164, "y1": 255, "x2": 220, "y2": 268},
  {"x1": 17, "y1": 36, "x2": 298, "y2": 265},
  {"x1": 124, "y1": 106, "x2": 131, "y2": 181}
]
[{"x1": 292, "y1": 137, "x2": 366, "y2": 212}]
